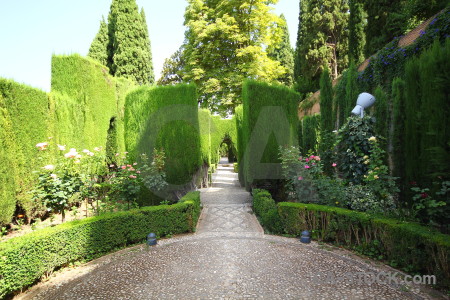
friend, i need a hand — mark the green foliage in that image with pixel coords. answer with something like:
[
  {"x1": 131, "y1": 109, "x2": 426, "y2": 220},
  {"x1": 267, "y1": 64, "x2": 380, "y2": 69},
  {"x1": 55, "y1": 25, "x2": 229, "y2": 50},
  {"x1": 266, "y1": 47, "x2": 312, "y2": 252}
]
[
  {"x1": 0, "y1": 79, "x2": 50, "y2": 221},
  {"x1": 278, "y1": 201, "x2": 450, "y2": 289},
  {"x1": 124, "y1": 84, "x2": 201, "y2": 186},
  {"x1": 300, "y1": 114, "x2": 320, "y2": 153},
  {"x1": 0, "y1": 191, "x2": 200, "y2": 299},
  {"x1": 182, "y1": 0, "x2": 285, "y2": 115},
  {"x1": 391, "y1": 77, "x2": 406, "y2": 182},
  {"x1": 373, "y1": 86, "x2": 388, "y2": 140},
  {"x1": 88, "y1": 17, "x2": 109, "y2": 67},
  {"x1": 88, "y1": 0, "x2": 155, "y2": 84},
  {"x1": 344, "y1": 61, "x2": 359, "y2": 121},
  {"x1": 235, "y1": 105, "x2": 245, "y2": 183},
  {"x1": 348, "y1": 0, "x2": 366, "y2": 65},
  {"x1": 336, "y1": 116, "x2": 376, "y2": 184},
  {"x1": 267, "y1": 14, "x2": 294, "y2": 87},
  {"x1": 198, "y1": 109, "x2": 212, "y2": 165},
  {"x1": 158, "y1": 48, "x2": 185, "y2": 86},
  {"x1": 252, "y1": 189, "x2": 282, "y2": 234},
  {"x1": 210, "y1": 116, "x2": 238, "y2": 165},
  {"x1": 319, "y1": 67, "x2": 334, "y2": 174},
  {"x1": 294, "y1": 0, "x2": 349, "y2": 87},
  {"x1": 240, "y1": 80, "x2": 299, "y2": 189},
  {"x1": 0, "y1": 104, "x2": 17, "y2": 225},
  {"x1": 51, "y1": 54, "x2": 117, "y2": 151}
]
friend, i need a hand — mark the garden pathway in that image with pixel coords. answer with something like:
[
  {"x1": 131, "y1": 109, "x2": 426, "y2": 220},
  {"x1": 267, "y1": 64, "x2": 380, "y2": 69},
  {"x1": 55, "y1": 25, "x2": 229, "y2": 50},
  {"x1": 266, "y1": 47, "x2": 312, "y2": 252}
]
[{"x1": 18, "y1": 160, "x2": 442, "y2": 300}]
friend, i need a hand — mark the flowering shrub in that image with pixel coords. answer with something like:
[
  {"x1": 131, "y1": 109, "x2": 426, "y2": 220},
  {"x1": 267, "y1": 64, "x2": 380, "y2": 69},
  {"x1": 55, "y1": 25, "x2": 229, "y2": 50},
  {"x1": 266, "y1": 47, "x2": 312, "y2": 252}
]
[
  {"x1": 31, "y1": 141, "x2": 106, "y2": 221},
  {"x1": 411, "y1": 181, "x2": 448, "y2": 226}
]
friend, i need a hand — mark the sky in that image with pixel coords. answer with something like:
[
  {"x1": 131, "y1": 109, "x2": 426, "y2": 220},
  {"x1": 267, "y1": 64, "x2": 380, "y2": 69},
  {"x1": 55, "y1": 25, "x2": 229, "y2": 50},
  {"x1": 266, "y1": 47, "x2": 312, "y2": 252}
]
[{"x1": 0, "y1": 1, "x2": 299, "y2": 92}]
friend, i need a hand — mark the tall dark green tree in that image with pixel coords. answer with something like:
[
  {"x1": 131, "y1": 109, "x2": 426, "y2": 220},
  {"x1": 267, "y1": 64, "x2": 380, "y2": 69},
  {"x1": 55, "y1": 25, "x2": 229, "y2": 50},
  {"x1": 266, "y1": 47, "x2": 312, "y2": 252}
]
[
  {"x1": 344, "y1": 61, "x2": 358, "y2": 121},
  {"x1": 158, "y1": 48, "x2": 185, "y2": 85},
  {"x1": 294, "y1": 0, "x2": 349, "y2": 94},
  {"x1": 88, "y1": 17, "x2": 109, "y2": 67},
  {"x1": 89, "y1": 0, "x2": 154, "y2": 85},
  {"x1": 268, "y1": 14, "x2": 294, "y2": 86},
  {"x1": 319, "y1": 67, "x2": 334, "y2": 174},
  {"x1": 348, "y1": 0, "x2": 366, "y2": 65}
]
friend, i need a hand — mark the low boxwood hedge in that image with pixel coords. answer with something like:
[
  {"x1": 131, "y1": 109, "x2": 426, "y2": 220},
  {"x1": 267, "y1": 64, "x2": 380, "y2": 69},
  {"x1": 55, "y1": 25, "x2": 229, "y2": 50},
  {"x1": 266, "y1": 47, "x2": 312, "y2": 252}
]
[
  {"x1": 252, "y1": 189, "x2": 282, "y2": 234},
  {"x1": 252, "y1": 189, "x2": 450, "y2": 289},
  {"x1": 278, "y1": 202, "x2": 450, "y2": 288},
  {"x1": 0, "y1": 191, "x2": 200, "y2": 299}
]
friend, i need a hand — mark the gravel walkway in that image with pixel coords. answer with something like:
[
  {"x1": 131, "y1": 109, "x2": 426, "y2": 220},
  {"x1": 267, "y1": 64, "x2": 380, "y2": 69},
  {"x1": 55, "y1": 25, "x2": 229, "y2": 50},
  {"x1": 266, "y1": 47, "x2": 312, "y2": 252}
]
[{"x1": 17, "y1": 161, "x2": 445, "y2": 300}]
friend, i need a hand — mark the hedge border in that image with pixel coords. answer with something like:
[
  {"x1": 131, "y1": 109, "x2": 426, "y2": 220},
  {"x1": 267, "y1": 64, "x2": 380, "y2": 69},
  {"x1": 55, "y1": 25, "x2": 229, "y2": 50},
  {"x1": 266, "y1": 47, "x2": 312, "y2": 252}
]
[
  {"x1": 253, "y1": 189, "x2": 450, "y2": 289},
  {"x1": 0, "y1": 191, "x2": 200, "y2": 299}
]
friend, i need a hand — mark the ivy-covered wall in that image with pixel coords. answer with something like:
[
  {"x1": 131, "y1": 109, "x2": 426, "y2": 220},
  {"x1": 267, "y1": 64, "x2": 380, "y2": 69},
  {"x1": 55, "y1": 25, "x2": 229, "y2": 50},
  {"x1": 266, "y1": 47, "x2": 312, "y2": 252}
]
[{"x1": 240, "y1": 80, "x2": 299, "y2": 190}]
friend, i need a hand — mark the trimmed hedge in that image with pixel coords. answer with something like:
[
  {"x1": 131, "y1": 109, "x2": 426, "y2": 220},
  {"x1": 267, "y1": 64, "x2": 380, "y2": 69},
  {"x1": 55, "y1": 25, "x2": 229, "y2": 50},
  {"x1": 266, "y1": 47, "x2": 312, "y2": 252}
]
[
  {"x1": 0, "y1": 79, "x2": 50, "y2": 223},
  {"x1": 252, "y1": 189, "x2": 282, "y2": 234},
  {"x1": 51, "y1": 54, "x2": 118, "y2": 151},
  {"x1": 124, "y1": 84, "x2": 201, "y2": 185},
  {"x1": 240, "y1": 80, "x2": 299, "y2": 189},
  {"x1": 210, "y1": 116, "x2": 238, "y2": 165},
  {"x1": 0, "y1": 191, "x2": 201, "y2": 299},
  {"x1": 277, "y1": 201, "x2": 450, "y2": 288},
  {"x1": 199, "y1": 109, "x2": 212, "y2": 165}
]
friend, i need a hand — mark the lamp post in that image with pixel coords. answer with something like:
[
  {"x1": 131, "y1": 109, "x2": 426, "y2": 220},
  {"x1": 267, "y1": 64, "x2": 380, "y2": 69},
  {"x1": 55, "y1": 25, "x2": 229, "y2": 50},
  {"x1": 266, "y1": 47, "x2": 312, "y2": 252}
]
[{"x1": 351, "y1": 93, "x2": 376, "y2": 117}]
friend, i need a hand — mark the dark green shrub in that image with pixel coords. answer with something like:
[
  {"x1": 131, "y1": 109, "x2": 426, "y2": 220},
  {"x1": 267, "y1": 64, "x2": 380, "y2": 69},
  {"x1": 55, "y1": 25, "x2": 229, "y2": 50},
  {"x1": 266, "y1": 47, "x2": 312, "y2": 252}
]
[
  {"x1": 300, "y1": 114, "x2": 320, "y2": 154},
  {"x1": 0, "y1": 191, "x2": 200, "y2": 299},
  {"x1": 252, "y1": 189, "x2": 282, "y2": 234},
  {"x1": 278, "y1": 202, "x2": 450, "y2": 288},
  {"x1": 240, "y1": 80, "x2": 299, "y2": 189}
]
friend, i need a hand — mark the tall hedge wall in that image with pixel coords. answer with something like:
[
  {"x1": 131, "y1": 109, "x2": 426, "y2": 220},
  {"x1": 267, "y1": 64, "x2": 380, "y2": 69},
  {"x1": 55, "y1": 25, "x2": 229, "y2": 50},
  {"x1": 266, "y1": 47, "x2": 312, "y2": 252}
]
[
  {"x1": 210, "y1": 116, "x2": 238, "y2": 165},
  {"x1": 240, "y1": 80, "x2": 299, "y2": 189},
  {"x1": 51, "y1": 54, "x2": 118, "y2": 151},
  {"x1": 0, "y1": 79, "x2": 50, "y2": 223},
  {"x1": 199, "y1": 109, "x2": 212, "y2": 165},
  {"x1": 235, "y1": 105, "x2": 245, "y2": 183},
  {"x1": 124, "y1": 84, "x2": 201, "y2": 185}
]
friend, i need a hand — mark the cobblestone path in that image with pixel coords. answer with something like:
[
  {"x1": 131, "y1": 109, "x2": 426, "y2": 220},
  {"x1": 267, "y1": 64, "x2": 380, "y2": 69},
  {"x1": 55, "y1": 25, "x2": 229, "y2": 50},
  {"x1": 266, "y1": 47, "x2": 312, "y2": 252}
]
[{"x1": 18, "y1": 161, "x2": 443, "y2": 300}]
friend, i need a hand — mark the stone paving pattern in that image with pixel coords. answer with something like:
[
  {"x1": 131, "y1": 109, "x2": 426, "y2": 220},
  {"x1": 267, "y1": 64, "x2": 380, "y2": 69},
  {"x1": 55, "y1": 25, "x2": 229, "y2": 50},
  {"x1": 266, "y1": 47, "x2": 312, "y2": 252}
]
[{"x1": 19, "y1": 161, "x2": 444, "y2": 300}]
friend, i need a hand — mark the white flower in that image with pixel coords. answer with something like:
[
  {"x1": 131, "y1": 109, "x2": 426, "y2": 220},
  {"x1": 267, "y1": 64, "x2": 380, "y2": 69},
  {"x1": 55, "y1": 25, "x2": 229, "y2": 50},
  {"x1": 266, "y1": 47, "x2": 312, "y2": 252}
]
[
  {"x1": 75, "y1": 154, "x2": 82, "y2": 159},
  {"x1": 57, "y1": 144, "x2": 66, "y2": 151},
  {"x1": 368, "y1": 136, "x2": 377, "y2": 142},
  {"x1": 87, "y1": 152, "x2": 94, "y2": 156},
  {"x1": 94, "y1": 147, "x2": 101, "y2": 152},
  {"x1": 64, "y1": 148, "x2": 78, "y2": 158},
  {"x1": 50, "y1": 173, "x2": 58, "y2": 179},
  {"x1": 43, "y1": 165, "x2": 55, "y2": 171},
  {"x1": 82, "y1": 149, "x2": 90, "y2": 154}
]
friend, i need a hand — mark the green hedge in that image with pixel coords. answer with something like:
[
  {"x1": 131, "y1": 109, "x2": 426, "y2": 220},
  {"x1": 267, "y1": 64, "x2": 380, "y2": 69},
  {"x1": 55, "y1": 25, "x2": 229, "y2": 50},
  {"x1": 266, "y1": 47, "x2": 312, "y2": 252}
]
[
  {"x1": 278, "y1": 201, "x2": 450, "y2": 288},
  {"x1": 210, "y1": 116, "x2": 238, "y2": 165},
  {"x1": 0, "y1": 191, "x2": 200, "y2": 299},
  {"x1": 300, "y1": 113, "x2": 320, "y2": 154},
  {"x1": 199, "y1": 109, "x2": 212, "y2": 165},
  {"x1": 240, "y1": 80, "x2": 299, "y2": 189},
  {"x1": 252, "y1": 189, "x2": 282, "y2": 234},
  {"x1": 0, "y1": 79, "x2": 50, "y2": 223},
  {"x1": 124, "y1": 84, "x2": 201, "y2": 185},
  {"x1": 51, "y1": 54, "x2": 118, "y2": 151}
]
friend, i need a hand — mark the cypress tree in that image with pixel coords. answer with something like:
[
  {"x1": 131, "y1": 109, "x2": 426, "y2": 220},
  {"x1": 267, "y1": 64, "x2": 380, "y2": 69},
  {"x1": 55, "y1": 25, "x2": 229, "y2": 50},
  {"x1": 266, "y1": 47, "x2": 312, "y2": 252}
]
[
  {"x1": 268, "y1": 14, "x2": 294, "y2": 87},
  {"x1": 348, "y1": 0, "x2": 365, "y2": 65},
  {"x1": 293, "y1": 0, "x2": 308, "y2": 83},
  {"x1": 88, "y1": 0, "x2": 155, "y2": 85},
  {"x1": 140, "y1": 8, "x2": 155, "y2": 84},
  {"x1": 88, "y1": 17, "x2": 109, "y2": 67},
  {"x1": 391, "y1": 77, "x2": 406, "y2": 198},
  {"x1": 374, "y1": 86, "x2": 388, "y2": 139},
  {"x1": 319, "y1": 67, "x2": 334, "y2": 174},
  {"x1": 344, "y1": 62, "x2": 358, "y2": 121},
  {"x1": 320, "y1": 67, "x2": 333, "y2": 133}
]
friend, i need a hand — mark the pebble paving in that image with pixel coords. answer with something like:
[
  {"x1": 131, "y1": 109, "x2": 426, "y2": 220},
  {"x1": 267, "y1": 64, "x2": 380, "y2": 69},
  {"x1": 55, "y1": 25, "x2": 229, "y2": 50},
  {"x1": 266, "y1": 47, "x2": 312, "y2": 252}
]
[{"x1": 18, "y1": 160, "x2": 444, "y2": 300}]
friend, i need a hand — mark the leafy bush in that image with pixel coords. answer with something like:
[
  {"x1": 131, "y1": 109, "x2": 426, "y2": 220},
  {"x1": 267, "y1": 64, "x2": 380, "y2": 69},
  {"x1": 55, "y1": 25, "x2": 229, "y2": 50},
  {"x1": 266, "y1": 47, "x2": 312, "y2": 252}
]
[
  {"x1": 277, "y1": 201, "x2": 450, "y2": 289},
  {"x1": 252, "y1": 189, "x2": 282, "y2": 234},
  {"x1": 0, "y1": 191, "x2": 200, "y2": 299}
]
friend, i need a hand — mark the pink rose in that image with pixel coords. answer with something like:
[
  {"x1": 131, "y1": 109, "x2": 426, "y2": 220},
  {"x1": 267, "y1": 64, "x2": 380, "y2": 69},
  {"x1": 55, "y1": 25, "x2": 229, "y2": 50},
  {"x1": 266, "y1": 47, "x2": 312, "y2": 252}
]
[
  {"x1": 304, "y1": 165, "x2": 310, "y2": 169},
  {"x1": 332, "y1": 163, "x2": 337, "y2": 167},
  {"x1": 298, "y1": 176, "x2": 303, "y2": 180}
]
